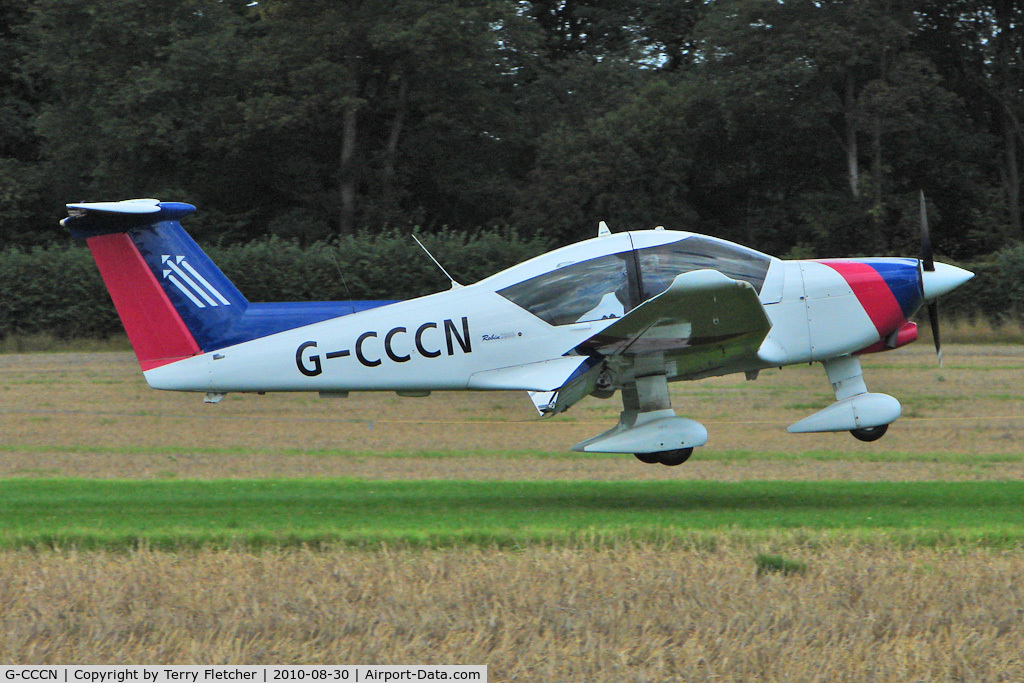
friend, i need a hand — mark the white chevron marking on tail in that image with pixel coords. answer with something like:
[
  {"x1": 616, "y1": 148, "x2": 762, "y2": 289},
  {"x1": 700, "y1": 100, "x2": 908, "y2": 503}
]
[
  {"x1": 180, "y1": 258, "x2": 231, "y2": 305},
  {"x1": 160, "y1": 255, "x2": 231, "y2": 309},
  {"x1": 165, "y1": 273, "x2": 206, "y2": 308},
  {"x1": 165, "y1": 259, "x2": 219, "y2": 306}
]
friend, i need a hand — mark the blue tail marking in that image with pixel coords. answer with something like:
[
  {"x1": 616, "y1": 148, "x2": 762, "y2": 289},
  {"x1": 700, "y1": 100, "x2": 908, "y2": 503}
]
[{"x1": 69, "y1": 200, "x2": 398, "y2": 352}]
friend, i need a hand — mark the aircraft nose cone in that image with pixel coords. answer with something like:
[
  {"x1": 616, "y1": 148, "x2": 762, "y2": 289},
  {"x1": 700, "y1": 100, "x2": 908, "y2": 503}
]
[{"x1": 921, "y1": 262, "x2": 974, "y2": 302}]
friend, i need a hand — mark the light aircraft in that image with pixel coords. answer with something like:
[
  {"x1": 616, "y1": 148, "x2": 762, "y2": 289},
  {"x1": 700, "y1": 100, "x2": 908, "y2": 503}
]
[{"x1": 65, "y1": 197, "x2": 972, "y2": 466}]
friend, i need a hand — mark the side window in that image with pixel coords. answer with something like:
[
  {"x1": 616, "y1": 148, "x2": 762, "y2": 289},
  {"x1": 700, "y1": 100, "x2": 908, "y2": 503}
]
[
  {"x1": 637, "y1": 238, "x2": 770, "y2": 300},
  {"x1": 498, "y1": 253, "x2": 632, "y2": 326}
]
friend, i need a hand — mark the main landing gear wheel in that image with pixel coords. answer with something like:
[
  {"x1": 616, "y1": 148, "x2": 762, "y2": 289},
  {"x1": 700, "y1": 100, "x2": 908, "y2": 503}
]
[
  {"x1": 850, "y1": 424, "x2": 888, "y2": 442},
  {"x1": 658, "y1": 448, "x2": 694, "y2": 466},
  {"x1": 635, "y1": 448, "x2": 694, "y2": 466}
]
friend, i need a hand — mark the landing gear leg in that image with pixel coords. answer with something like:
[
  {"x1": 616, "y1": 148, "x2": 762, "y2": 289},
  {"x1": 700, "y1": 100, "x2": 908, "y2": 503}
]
[
  {"x1": 574, "y1": 362, "x2": 708, "y2": 461},
  {"x1": 626, "y1": 372, "x2": 698, "y2": 465},
  {"x1": 788, "y1": 356, "x2": 899, "y2": 439},
  {"x1": 826, "y1": 357, "x2": 894, "y2": 442}
]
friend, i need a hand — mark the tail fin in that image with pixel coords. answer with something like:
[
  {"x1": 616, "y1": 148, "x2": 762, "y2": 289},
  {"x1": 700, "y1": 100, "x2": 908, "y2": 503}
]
[
  {"x1": 66, "y1": 199, "x2": 385, "y2": 371},
  {"x1": 64, "y1": 199, "x2": 247, "y2": 370}
]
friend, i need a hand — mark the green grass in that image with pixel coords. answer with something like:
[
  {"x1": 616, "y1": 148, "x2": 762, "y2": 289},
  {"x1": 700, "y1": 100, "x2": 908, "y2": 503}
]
[
  {"x1": 2, "y1": 479, "x2": 1024, "y2": 550},
  {"x1": 703, "y1": 449, "x2": 1024, "y2": 464}
]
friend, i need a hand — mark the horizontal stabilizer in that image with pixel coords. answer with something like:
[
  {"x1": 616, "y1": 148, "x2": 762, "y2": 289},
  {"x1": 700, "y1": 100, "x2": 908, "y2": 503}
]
[
  {"x1": 67, "y1": 198, "x2": 162, "y2": 214},
  {"x1": 63, "y1": 199, "x2": 198, "y2": 236}
]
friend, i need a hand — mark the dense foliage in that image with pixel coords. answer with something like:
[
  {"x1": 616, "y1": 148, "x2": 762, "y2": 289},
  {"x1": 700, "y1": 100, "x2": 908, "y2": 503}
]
[
  {"x1": 0, "y1": 0, "x2": 1021, "y2": 253},
  {"x1": 1, "y1": 1, "x2": 1023, "y2": 333}
]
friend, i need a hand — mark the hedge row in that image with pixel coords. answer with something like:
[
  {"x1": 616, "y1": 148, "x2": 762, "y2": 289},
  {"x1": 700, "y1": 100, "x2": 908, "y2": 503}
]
[
  {"x1": 1, "y1": 233, "x2": 1021, "y2": 340},
  {"x1": 0, "y1": 229, "x2": 551, "y2": 339}
]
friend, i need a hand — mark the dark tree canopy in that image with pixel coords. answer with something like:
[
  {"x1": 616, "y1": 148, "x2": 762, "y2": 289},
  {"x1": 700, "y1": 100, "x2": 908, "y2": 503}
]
[{"x1": 0, "y1": 0, "x2": 1021, "y2": 262}]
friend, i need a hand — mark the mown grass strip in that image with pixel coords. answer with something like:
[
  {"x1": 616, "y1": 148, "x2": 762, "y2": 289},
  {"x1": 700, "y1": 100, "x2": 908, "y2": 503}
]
[
  {"x1": 2, "y1": 443, "x2": 1024, "y2": 463},
  {"x1": 2, "y1": 479, "x2": 1024, "y2": 550}
]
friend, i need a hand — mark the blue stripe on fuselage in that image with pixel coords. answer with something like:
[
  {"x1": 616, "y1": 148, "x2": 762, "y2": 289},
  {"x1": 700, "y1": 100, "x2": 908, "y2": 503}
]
[
  {"x1": 128, "y1": 221, "x2": 399, "y2": 351},
  {"x1": 205, "y1": 300, "x2": 400, "y2": 351},
  {"x1": 861, "y1": 258, "x2": 923, "y2": 319}
]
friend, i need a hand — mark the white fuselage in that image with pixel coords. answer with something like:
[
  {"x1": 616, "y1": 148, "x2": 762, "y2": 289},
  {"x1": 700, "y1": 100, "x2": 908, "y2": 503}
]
[{"x1": 143, "y1": 230, "x2": 917, "y2": 394}]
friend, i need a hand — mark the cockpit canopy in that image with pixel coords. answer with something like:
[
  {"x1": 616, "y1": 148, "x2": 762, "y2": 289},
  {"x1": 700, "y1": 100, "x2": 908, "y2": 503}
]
[{"x1": 498, "y1": 234, "x2": 771, "y2": 326}]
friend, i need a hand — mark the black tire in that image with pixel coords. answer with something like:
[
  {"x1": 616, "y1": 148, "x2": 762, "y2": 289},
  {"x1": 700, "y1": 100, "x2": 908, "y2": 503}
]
[
  {"x1": 658, "y1": 448, "x2": 694, "y2": 466},
  {"x1": 850, "y1": 424, "x2": 889, "y2": 442},
  {"x1": 634, "y1": 452, "x2": 661, "y2": 464}
]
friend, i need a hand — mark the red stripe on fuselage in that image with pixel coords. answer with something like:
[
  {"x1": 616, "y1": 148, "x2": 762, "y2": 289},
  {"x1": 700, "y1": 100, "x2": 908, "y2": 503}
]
[
  {"x1": 87, "y1": 233, "x2": 200, "y2": 370},
  {"x1": 816, "y1": 260, "x2": 905, "y2": 336}
]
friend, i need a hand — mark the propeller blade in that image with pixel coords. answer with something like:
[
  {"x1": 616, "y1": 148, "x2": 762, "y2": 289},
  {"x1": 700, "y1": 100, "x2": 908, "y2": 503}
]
[
  {"x1": 919, "y1": 190, "x2": 934, "y2": 272},
  {"x1": 928, "y1": 301, "x2": 942, "y2": 366}
]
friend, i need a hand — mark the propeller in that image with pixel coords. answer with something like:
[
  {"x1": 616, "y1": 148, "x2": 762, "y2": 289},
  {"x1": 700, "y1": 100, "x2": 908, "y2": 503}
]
[{"x1": 919, "y1": 191, "x2": 942, "y2": 366}]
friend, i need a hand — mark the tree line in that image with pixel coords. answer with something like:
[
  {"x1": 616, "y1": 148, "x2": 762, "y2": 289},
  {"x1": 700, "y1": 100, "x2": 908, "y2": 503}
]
[{"x1": 1, "y1": 0, "x2": 1022, "y2": 264}]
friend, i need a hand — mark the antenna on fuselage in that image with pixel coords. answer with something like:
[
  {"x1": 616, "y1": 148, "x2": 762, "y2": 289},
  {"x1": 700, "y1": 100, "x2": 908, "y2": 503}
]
[
  {"x1": 329, "y1": 251, "x2": 358, "y2": 316},
  {"x1": 598, "y1": 221, "x2": 611, "y2": 237},
  {"x1": 412, "y1": 233, "x2": 462, "y2": 289}
]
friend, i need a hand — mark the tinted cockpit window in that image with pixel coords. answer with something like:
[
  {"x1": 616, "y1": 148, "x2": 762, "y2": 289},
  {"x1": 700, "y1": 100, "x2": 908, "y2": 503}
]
[
  {"x1": 498, "y1": 236, "x2": 770, "y2": 326},
  {"x1": 497, "y1": 253, "x2": 632, "y2": 326},
  {"x1": 637, "y1": 237, "x2": 770, "y2": 300}
]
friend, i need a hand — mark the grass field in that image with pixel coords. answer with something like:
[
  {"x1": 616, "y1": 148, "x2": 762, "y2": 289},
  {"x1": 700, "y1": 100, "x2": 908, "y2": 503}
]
[
  {"x1": 1, "y1": 346, "x2": 1024, "y2": 676},
  {"x1": 2, "y1": 344, "x2": 1024, "y2": 480},
  {"x1": 3, "y1": 479, "x2": 1024, "y2": 549}
]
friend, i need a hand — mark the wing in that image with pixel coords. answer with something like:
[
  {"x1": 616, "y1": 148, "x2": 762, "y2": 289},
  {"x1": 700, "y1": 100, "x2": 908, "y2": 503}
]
[
  {"x1": 467, "y1": 355, "x2": 596, "y2": 392},
  {"x1": 468, "y1": 354, "x2": 603, "y2": 418},
  {"x1": 579, "y1": 269, "x2": 772, "y2": 376},
  {"x1": 474, "y1": 269, "x2": 772, "y2": 418}
]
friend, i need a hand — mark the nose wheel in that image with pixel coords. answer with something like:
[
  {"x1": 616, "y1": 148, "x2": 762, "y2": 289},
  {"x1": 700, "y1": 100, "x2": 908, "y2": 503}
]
[{"x1": 634, "y1": 448, "x2": 694, "y2": 466}]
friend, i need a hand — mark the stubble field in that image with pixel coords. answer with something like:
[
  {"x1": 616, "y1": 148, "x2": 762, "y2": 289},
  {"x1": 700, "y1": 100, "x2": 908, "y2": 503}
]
[
  {"x1": 2, "y1": 345, "x2": 1024, "y2": 678},
  {"x1": 5, "y1": 545, "x2": 1024, "y2": 680}
]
